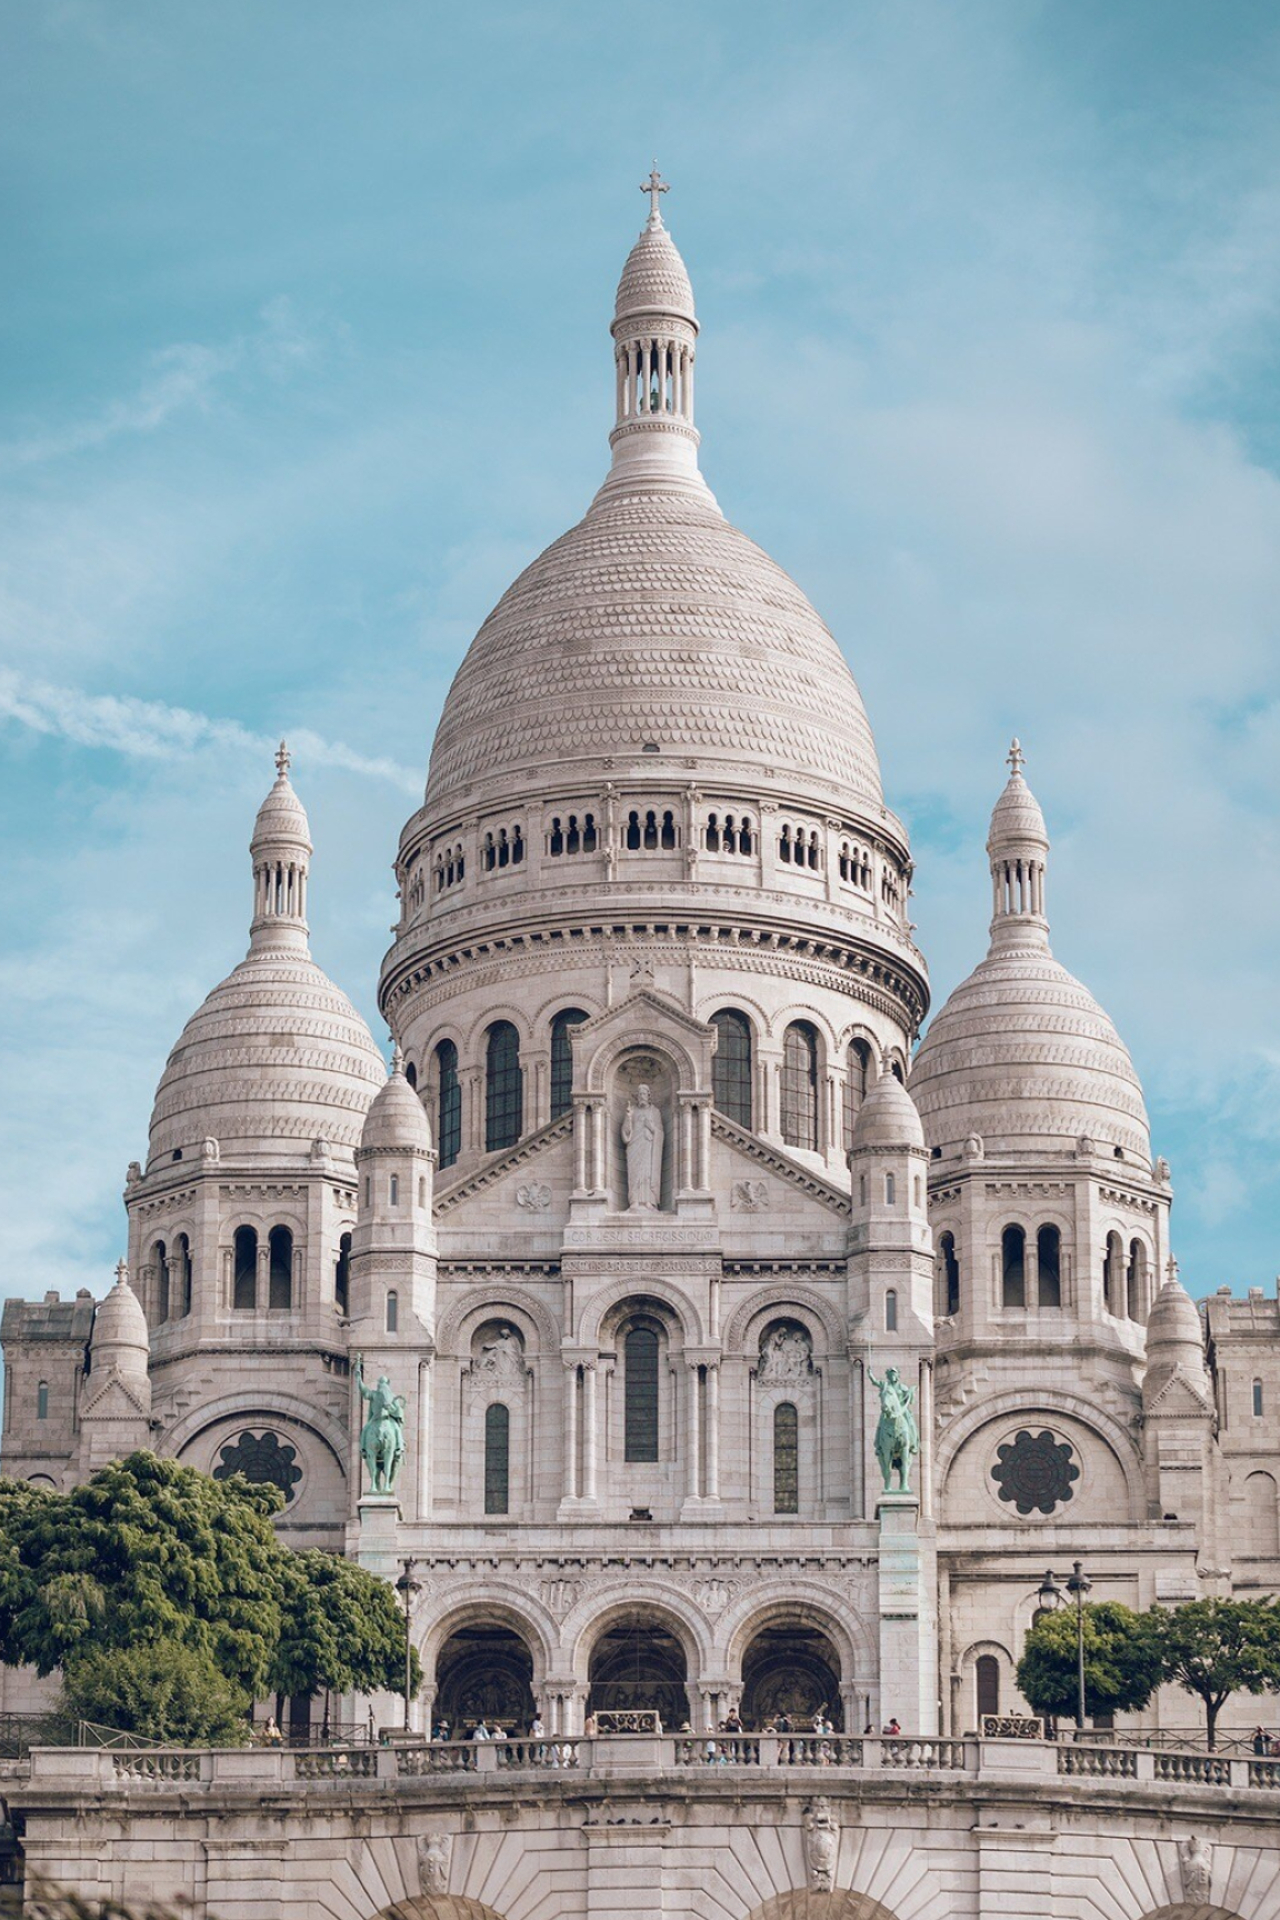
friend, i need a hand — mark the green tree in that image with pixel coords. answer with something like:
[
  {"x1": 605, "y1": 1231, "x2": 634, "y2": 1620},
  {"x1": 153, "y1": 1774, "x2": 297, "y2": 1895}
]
[
  {"x1": 1148, "y1": 1597, "x2": 1280, "y2": 1748},
  {"x1": 60, "y1": 1640, "x2": 250, "y2": 1747},
  {"x1": 1016, "y1": 1601, "x2": 1162, "y2": 1724},
  {"x1": 270, "y1": 1549, "x2": 416, "y2": 1703}
]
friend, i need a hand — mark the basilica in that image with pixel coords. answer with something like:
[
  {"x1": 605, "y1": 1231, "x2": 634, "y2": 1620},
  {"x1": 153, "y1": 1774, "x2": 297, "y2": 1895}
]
[{"x1": 5, "y1": 179, "x2": 1279, "y2": 1760}]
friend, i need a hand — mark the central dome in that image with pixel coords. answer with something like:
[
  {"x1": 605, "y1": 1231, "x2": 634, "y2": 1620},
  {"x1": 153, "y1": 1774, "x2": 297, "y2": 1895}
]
[{"x1": 424, "y1": 487, "x2": 883, "y2": 818}]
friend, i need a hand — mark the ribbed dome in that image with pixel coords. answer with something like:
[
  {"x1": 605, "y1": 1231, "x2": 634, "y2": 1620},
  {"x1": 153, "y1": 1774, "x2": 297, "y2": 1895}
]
[
  {"x1": 424, "y1": 488, "x2": 883, "y2": 816},
  {"x1": 251, "y1": 750, "x2": 311, "y2": 855},
  {"x1": 912, "y1": 945, "x2": 1150, "y2": 1162},
  {"x1": 1146, "y1": 1273, "x2": 1204, "y2": 1355},
  {"x1": 615, "y1": 218, "x2": 695, "y2": 325},
  {"x1": 852, "y1": 1069, "x2": 925, "y2": 1152},
  {"x1": 360, "y1": 1049, "x2": 433, "y2": 1155},
  {"x1": 988, "y1": 764, "x2": 1048, "y2": 856},
  {"x1": 148, "y1": 952, "x2": 384, "y2": 1168},
  {"x1": 92, "y1": 1264, "x2": 149, "y2": 1378}
]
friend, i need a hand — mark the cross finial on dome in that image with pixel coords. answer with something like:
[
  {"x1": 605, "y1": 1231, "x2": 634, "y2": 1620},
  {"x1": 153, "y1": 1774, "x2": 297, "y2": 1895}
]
[
  {"x1": 641, "y1": 165, "x2": 669, "y2": 227},
  {"x1": 1166, "y1": 1254, "x2": 1181, "y2": 1286},
  {"x1": 390, "y1": 1043, "x2": 405, "y2": 1077},
  {"x1": 275, "y1": 739, "x2": 291, "y2": 779},
  {"x1": 115, "y1": 1258, "x2": 130, "y2": 1290},
  {"x1": 1007, "y1": 737, "x2": 1025, "y2": 777}
]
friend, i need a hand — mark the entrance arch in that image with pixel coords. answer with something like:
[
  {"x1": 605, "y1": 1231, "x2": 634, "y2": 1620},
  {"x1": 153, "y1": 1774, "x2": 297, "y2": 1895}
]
[
  {"x1": 587, "y1": 1612, "x2": 690, "y2": 1727},
  {"x1": 374, "y1": 1902, "x2": 508, "y2": 1920},
  {"x1": 746, "y1": 1895, "x2": 902, "y2": 1920},
  {"x1": 434, "y1": 1624, "x2": 535, "y2": 1736},
  {"x1": 740, "y1": 1621, "x2": 844, "y2": 1729}
]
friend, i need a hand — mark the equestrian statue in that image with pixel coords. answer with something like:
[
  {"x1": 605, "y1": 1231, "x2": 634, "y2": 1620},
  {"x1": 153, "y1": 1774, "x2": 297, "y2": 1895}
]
[{"x1": 354, "y1": 1352, "x2": 407, "y2": 1495}]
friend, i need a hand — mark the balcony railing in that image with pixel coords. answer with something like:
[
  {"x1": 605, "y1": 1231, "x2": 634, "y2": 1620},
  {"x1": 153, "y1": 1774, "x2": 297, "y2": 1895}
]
[{"x1": 17, "y1": 1733, "x2": 1280, "y2": 1795}]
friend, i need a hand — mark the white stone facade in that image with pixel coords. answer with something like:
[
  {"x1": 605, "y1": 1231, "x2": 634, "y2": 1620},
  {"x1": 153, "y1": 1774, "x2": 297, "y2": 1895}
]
[{"x1": 5, "y1": 183, "x2": 1280, "y2": 1915}]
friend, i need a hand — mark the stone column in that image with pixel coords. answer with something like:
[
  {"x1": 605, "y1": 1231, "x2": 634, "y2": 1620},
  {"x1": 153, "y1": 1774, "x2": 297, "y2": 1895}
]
[
  {"x1": 686, "y1": 1363, "x2": 702, "y2": 1502},
  {"x1": 561, "y1": 1363, "x2": 579, "y2": 1504},
  {"x1": 582, "y1": 1362, "x2": 599, "y2": 1503},
  {"x1": 706, "y1": 1364, "x2": 720, "y2": 1500}
]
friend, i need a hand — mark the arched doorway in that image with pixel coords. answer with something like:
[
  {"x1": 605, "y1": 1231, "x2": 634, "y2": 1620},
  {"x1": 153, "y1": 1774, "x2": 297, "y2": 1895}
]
[
  {"x1": 373, "y1": 1901, "x2": 509, "y2": 1920},
  {"x1": 740, "y1": 1621, "x2": 844, "y2": 1729},
  {"x1": 434, "y1": 1624, "x2": 535, "y2": 1736},
  {"x1": 746, "y1": 1894, "x2": 902, "y2": 1920},
  {"x1": 587, "y1": 1614, "x2": 690, "y2": 1727}
]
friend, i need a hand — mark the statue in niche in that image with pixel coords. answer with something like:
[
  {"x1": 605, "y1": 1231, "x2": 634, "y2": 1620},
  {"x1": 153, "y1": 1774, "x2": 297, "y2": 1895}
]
[
  {"x1": 476, "y1": 1324, "x2": 523, "y2": 1379},
  {"x1": 622, "y1": 1082, "x2": 664, "y2": 1211},
  {"x1": 869, "y1": 1365, "x2": 919, "y2": 1493},
  {"x1": 759, "y1": 1325, "x2": 812, "y2": 1384},
  {"x1": 802, "y1": 1798, "x2": 840, "y2": 1890}
]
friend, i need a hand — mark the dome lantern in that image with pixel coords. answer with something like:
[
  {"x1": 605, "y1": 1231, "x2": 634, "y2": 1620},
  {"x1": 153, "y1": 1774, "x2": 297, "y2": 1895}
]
[
  {"x1": 249, "y1": 741, "x2": 312, "y2": 956},
  {"x1": 987, "y1": 738, "x2": 1050, "y2": 955}
]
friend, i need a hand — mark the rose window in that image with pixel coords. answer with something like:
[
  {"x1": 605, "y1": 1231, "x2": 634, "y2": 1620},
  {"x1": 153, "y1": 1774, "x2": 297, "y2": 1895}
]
[
  {"x1": 213, "y1": 1429, "x2": 303, "y2": 1503},
  {"x1": 990, "y1": 1428, "x2": 1079, "y2": 1516}
]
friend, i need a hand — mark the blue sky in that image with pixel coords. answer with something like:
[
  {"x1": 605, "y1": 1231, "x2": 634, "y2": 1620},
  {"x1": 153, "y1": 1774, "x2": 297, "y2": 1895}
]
[{"x1": 3, "y1": 1, "x2": 1280, "y2": 1302}]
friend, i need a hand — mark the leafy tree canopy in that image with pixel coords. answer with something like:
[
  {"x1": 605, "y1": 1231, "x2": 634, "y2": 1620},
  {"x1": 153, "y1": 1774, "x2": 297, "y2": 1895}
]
[
  {"x1": 0, "y1": 1453, "x2": 410, "y2": 1741},
  {"x1": 1016, "y1": 1600, "x2": 1162, "y2": 1722},
  {"x1": 1148, "y1": 1597, "x2": 1280, "y2": 1747},
  {"x1": 61, "y1": 1639, "x2": 251, "y2": 1747}
]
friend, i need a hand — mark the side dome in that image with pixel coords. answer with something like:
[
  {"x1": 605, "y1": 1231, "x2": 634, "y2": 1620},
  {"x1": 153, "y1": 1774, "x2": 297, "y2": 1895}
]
[
  {"x1": 912, "y1": 746, "x2": 1151, "y2": 1163},
  {"x1": 147, "y1": 750, "x2": 384, "y2": 1170},
  {"x1": 851, "y1": 1068, "x2": 925, "y2": 1152},
  {"x1": 360, "y1": 1048, "x2": 433, "y2": 1155},
  {"x1": 91, "y1": 1261, "x2": 149, "y2": 1380},
  {"x1": 1145, "y1": 1269, "x2": 1204, "y2": 1356}
]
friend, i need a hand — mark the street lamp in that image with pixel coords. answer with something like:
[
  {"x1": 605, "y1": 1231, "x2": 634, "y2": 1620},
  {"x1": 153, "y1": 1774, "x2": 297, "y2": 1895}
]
[
  {"x1": 394, "y1": 1557, "x2": 421, "y2": 1733},
  {"x1": 1037, "y1": 1563, "x2": 1092, "y2": 1731}
]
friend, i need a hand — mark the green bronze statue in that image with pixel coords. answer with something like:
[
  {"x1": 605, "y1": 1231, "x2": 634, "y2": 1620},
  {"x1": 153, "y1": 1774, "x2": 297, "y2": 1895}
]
[
  {"x1": 869, "y1": 1365, "x2": 919, "y2": 1493},
  {"x1": 354, "y1": 1352, "x2": 407, "y2": 1495}
]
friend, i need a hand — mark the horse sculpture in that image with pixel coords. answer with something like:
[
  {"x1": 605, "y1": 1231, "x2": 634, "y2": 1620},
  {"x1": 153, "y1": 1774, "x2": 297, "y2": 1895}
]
[
  {"x1": 354, "y1": 1352, "x2": 407, "y2": 1495},
  {"x1": 869, "y1": 1366, "x2": 919, "y2": 1493}
]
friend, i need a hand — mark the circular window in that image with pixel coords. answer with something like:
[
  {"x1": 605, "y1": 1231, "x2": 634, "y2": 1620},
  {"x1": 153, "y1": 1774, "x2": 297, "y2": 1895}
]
[
  {"x1": 213, "y1": 1429, "x2": 303, "y2": 1503},
  {"x1": 990, "y1": 1428, "x2": 1079, "y2": 1517}
]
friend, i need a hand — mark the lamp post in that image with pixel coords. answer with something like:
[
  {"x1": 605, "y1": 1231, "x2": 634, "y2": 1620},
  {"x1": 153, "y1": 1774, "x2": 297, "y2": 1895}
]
[
  {"x1": 394, "y1": 1557, "x2": 421, "y2": 1733},
  {"x1": 1037, "y1": 1563, "x2": 1092, "y2": 1731}
]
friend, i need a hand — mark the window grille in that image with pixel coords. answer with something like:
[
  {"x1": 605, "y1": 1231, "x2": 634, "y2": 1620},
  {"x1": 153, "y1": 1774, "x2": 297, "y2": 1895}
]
[
  {"x1": 780, "y1": 1022, "x2": 819, "y2": 1151},
  {"x1": 624, "y1": 1324, "x2": 660, "y2": 1462},
  {"x1": 843, "y1": 1039, "x2": 872, "y2": 1149},
  {"x1": 436, "y1": 1040, "x2": 461, "y2": 1169},
  {"x1": 485, "y1": 1021, "x2": 523, "y2": 1152},
  {"x1": 710, "y1": 1010, "x2": 753, "y2": 1127},
  {"x1": 550, "y1": 1009, "x2": 589, "y2": 1120},
  {"x1": 484, "y1": 1403, "x2": 510, "y2": 1514},
  {"x1": 773, "y1": 1402, "x2": 799, "y2": 1514}
]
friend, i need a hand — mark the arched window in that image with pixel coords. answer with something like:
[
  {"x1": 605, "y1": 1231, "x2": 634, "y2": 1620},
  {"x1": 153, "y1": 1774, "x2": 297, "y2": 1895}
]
[
  {"x1": 884, "y1": 1172, "x2": 896, "y2": 1205},
  {"x1": 1253, "y1": 1379, "x2": 1264, "y2": 1419},
  {"x1": 780, "y1": 1022, "x2": 819, "y2": 1152},
  {"x1": 436, "y1": 1039, "x2": 461, "y2": 1170},
  {"x1": 1245, "y1": 1471, "x2": 1280, "y2": 1557},
  {"x1": 233, "y1": 1226, "x2": 258, "y2": 1311},
  {"x1": 773, "y1": 1403, "x2": 799, "y2": 1514},
  {"x1": 268, "y1": 1226, "x2": 293, "y2": 1310},
  {"x1": 550, "y1": 1009, "x2": 589, "y2": 1120},
  {"x1": 153, "y1": 1240, "x2": 169, "y2": 1325},
  {"x1": 889, "y1": 1058, "x2": 905, "y2": 1084},
  {"x1": 36, "y1": 1380, "x2": 48, "y2": 1421},
  {"x1": 484, "y1": 1403, "x2": 510, "y2": 1515},
  {"x1": 175, "y1": 1233, "x2": 192, "y2": 1318},
  {"x1": 625, "y1": 811, "x2": 641, "y2": 850},
  {"x1": 1127, "y1": 1239, "x2": 1146, "y2": 1320},
  {"x1": 843, "y1": 1038, "x2": 872, "y2": 1150},
  {"x1": 1103, "y1": 1231, "x2": 1124, "y2": 1315},
  {"x1": 335, "y1": 1232, "x2": 351, "y2": 1317},
  {"x1": 885, "y1": 1288, "x2": 898, "y2": 1332},
  {"x1": 624, "y1": 1324, "x2": 660, "y2": 1463},
  {"x1": 485, "y1": 1021, "x2": 522, "y2": 1152},
  {"x1": 710, "y1": 1010, "x2": 753, "y2": 1128},
  {"x1": 939, "y1": 1231, "x2": 960, "y2": 1316},
  {"x1": 976, "y1": 1654, "x2": 1000, "y2": 1721},
  {"x1": 404, "y1": 1059, "x2": 417, "y2": 1090},
  {"x1": 1037, "y1": 1225, "x2": 1062, "y2": 1308},
  {"x1": 386, "y1": 1290, "x2": 398, "y2": 1334},
  {"x1": 389, "y1": 1174, "x2": 399, "y2": 1207},
  {"x1": 1001, "y1": 1225, "x2": 1026, "y2": 1309}
]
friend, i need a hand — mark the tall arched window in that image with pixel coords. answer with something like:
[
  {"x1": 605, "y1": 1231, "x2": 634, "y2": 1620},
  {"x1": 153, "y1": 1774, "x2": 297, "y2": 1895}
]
[
  {"x1": 175, "y1": 1234, "x2": 192, "y2": 1318},
  {"x1": 36, "y1": 1380, "x2": 48, "y2": 1421},
  {"x1": 485, "y1": 1021, "x2": 523, "y2": 1152},
  {"x1": 710, "y1": 1009, "x2": 753, "y2": 1128},
  {"x1": 233, "y1": 1226, "x2": 258, "y2": 1311},
  {"x1": 885, "y1": 1288, "x2": 898, "y2": 1331},
  {"x1": 268, "y1": 1226, "x2": 293, "y2": 1310},
  {"x1": 976, "y1": 1654, "x2": 1000, "y2": 1721},
  {"x1": 404, "y1": 1059, "x2": 417, "y2": 1090},
  {"x1": 335, "y1": 1232, "x2": 351, "y2": 1317},
  {"x1": 939, "y1": 1231, "x2": 960, "y2": 1316},
  {"x1": 1037, "y1": 1225, "x2": 1062, "y2": 1308},
  {"x1": 773, "y1": 1403, "x2": 799, "y2": 1514},
  {"x1": 153, "y1": 1240, "x2": 169, "y2": 1325},
  {"x1": 386, "y1": 1290, "x2": 398, "y2": 1334},
  {"x1": 1103, "y1": 1232, "x2": 1124, "y2": 1315},
  {"x1": 843, "y1": 1038, "x2": 872, "y2": 1150},
  {"x1": 1127, "y1": 1239, "x2": 1147, "y2": 1321},
  {"x1": 1001, "y1": 1225, "x2": 1026, "y2": 1309},
  {"x1": 780, "y1": 1021, "x2": 819, "y2": 1152},
  {"x1": 624, "y1": 1323, "x2": 660, "y2": 1463},
  {"x1": 484, "y1": 1403, "x2": 510, "y2": 1515},
  {"x1": 435, "y1": 1039, "x2": 461, "y2": 1170},
  {"x1": 550, "y1": 1009, "x2": 589, "y2": 1120},
  {"x1": 1245, "y1": 1471, "x2": 1280, "y2": 1557},
  {"x1": 1254, "y1": 1379, "x2": 1264, "y2": 1419}
]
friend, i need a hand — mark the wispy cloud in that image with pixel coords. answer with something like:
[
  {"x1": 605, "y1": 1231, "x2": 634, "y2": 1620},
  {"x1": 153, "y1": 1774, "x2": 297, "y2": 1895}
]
[{"x1": 0, "y1": 670, "x2": 419, "y2": 793}]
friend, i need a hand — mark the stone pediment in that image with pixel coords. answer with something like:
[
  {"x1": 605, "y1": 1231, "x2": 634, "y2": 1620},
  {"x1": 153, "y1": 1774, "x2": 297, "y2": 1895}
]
[
  {"x1": 80, "y1": 1372, "x2": 150, "y2": 1420},
  {"x1": 711, "y1": 1112, "x2": 852, "y2": 1220},
  {"x1": 576, "y1": 989, "x2": 716, "y2": 1094},
  {"x1": 434, "y1": 1113, "x2": 574, "y2": 1221},
  {"x1": 1143, "y1": 1368, "x2": 1214, "y2": 1419}
]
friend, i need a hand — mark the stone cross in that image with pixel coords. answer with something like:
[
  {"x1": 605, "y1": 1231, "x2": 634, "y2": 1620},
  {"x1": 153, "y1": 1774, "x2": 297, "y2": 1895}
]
[
  {"x1": 1006, "y1": 737, "x2": 1024, "y2": 776},
  {"x1": 275, "y1": 739, "x2": 291, "y2": 777},
  {"x1": 641, "y1": 166, "x2": 669, "y2": 221}
]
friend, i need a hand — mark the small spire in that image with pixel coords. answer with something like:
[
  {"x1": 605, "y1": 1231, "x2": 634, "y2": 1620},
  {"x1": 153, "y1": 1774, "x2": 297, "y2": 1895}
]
[
  {"x1": 1166, "y1": 1254, "x2": 1181, "y2": 1287},
  {"x1": 275, "y1": 739, "x2": 291, "y2": 779},
  {"x1": 1006, "y1": 737, "x2": 1025, "y2": 777},
  {"x1": 115, "y1": 1258, "x2": 130, "y2": 1290},
  {"x1": 391, "y1": 1043, "x2": 405, "y2": 1077},
  {"x1": 641, "y1": 164, "x2": 669, "y2": 227}
]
